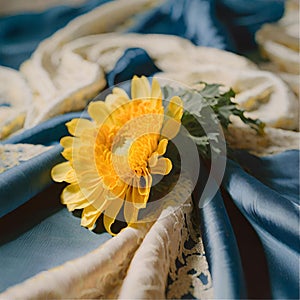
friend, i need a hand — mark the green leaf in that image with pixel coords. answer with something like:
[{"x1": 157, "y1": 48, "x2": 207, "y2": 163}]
[{"x1": 163, "y1": 82, "x2": 265, "y2": 158}]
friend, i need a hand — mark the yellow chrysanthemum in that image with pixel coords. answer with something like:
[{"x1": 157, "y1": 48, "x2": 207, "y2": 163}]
[{"x1": 51, "y1": 76, "x2": 183, "y2": 235}]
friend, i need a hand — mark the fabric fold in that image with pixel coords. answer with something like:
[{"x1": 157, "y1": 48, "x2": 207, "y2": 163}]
[
  {"x1": 200, "y1": 192, "x2": 247, "y2": 299},
  {"x1": 197, "y1": 159, "x2": 246, "y2": 299},
  {"x1": 223, "y1": 150, "x2": 299, "y2": 299},
  {"x1": 0, "y1": 225, "x2": 148, "y2": 299},
  {"x1": 119, "y1": 197, "x2": 214, "y2": 299},
  {"x1": 0, "y1": 145, "x2": 63, "y2": 217},
  {"x1": 0, "y1": 112, "x2": 88, "y2": 218},
  {"x1": 0, "y1": 1, "x2": 298, "y2": 299}
]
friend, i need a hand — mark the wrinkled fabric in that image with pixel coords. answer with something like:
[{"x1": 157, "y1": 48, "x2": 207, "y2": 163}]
[
  {"x1": 0, "y1": 0, "x2": 284, "y2": 69},
  {"x1": 0, "y1": 112, "x2": 90, "y2": 217},
  {"x1": 215, "y1": 0, "x2": 285, "y2": 51},
  {"x1": 197, "y1": 159, "x2": 246, "y2": 299},
  {"x1": 106, "y1": 47, "x2": 161, "y2": 86},
  {"x1": 0, "y1": 208, "x2": 111, "y2": 290},
  {"x1": 0, "y1": 0, "x2": 298, "y2": 299},
  {"x1": 223, "y1": 150, "x2": 299, "y2": 299},
  {"x1": 0, "y1": 0, "x2": 112, "y2": 69},
  {"x1": 0, "y1": 145, "x2": 63, "y2": 217}
]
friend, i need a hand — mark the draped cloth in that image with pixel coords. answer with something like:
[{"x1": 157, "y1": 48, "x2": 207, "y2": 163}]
[{"x1": 0, "y1": 0, "x2": 299, "y2": 299}]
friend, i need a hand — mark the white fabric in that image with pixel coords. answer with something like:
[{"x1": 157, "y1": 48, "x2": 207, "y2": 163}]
[
  {"x1": 256, "y1": 0, "x2": 300, "y2": 96},
  {"x1": 0, "y1": 0, "x2": 298, "y2": 156},
  {"x1": 1, "y1": 180, "x2": 212, "y2": 299},
  {"x1": 0, "y1": 144, "x2": 52, "y2": 174},
  {"x1": 1, "y1": 224, "x2": 150, "y2": 299},
  {"x1": 0, "y1": 67, "x2": 32, "y2": 139},
  {"x1": 0, "y1": 0, "x2": 299, "y2": 298}
]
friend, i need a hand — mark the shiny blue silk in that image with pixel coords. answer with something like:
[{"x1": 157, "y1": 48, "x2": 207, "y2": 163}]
[
  {"x1": 223, "y1": 151, "x2": 299, "y2": 299},
  {"x1": 1, "y1": 1, "x2": 298, "y2": 299},
  {"x1": 0, "y1": 0, "x2": 111, "y2": 69}
]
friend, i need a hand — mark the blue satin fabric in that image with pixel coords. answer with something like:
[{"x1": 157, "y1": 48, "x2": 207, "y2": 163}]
[
  {"x1": 0, "y1": 206, "x2": 111, "y2": 290},
  {"x1": 0, "y1": 112, "x2": 91, "y2": 218},
  {"x1": 0, "y1": 0, "x2": 111, "y2": 69},
  {"x1": 0, "y1": 112, "x2": 111, "y2": 293},
  {"x1": 200, "y1": 192, "x2": 247, "y2": 299},
  {"x1": 215, "y1": 0, "x2": 285, "y2": 51},
  {"x1": 3, "y1": 112, "x2": 87, "y2": 146},
  {"x1": 106, "y1": 48, "x2": 161, "y2": 86},
  {"x1": 223, "y1": 151, "x2": 299, "y2": 299},
  {"x1": 128, "y1": 0, "x2": 228, "y2": 49},
  {"x1": 0, "y1": 0, "x2": 297, "y2": 299},
  {"x1": 0, "y1": 0, "x2": 284, "y2": 69},
  {"x1": 0, "y1": 145, "x2": 63, "y2": 218},
  {"x1": 197, "y1": 159, "x2": 246, "y2": 299}
]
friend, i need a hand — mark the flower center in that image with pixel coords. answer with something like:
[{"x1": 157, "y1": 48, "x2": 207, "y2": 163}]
[
  {"x1": 94, "y1": 99, "x2": 164, "y2": 186},
  {"x1": 128, "y1": 133, "x2": 159, "y2": 176}
]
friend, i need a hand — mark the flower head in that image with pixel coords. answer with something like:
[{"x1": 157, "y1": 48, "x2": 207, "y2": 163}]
[{"x1": 51, "y1": 76, "x2": 183, "y2": 235}]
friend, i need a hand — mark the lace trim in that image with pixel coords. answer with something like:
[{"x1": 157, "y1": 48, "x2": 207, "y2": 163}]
[
  {"x1": 1, "y1": 177, "x2": 213, "y2": 300},
  {"x1": 1, "y1": 225, "x2": 150, "y2": 299},
  {"x1": 118, "y1": 177, "x2": 213, "y2": 299},
  {"x1": 167, "y1": 207, "x2": 213, "y2": 299},
  {"x1": 0, "y1": 144, "x2": 52, "y2": 174}
]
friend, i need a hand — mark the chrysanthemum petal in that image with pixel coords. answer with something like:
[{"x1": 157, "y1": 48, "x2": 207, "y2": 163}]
[
  {"x1": 81, "y1": 205, "x2": 102, "y2": 230},
  {"x1": 130, "y1": 185, "x2": 149, "y2": 209},
  {"x1": 78, "y1": 145, "x2": 95, "y2": 158},
  {"x1": 77, "y1": 172, "x2": 102, "y2": 191},
  {"x1": 113, "y1": 87, "x2": 129, "y2": 98},
  {"x1": 161, "y1": 118, "x2": 181, "y2": 140},
  {"x1": 79, "y1": 129, "x2": 97, "y2": 147},
  {"x1": 53, "y1": 75, "x2": 183, "y2": 235},
  {"x1": 109, "y1": 181, "x2": 127, "y2": 199},
  {"x1": 131, "y1": 75, "x2": 151, "y2": 99},
  {"x1": 73, "y1": 154, "x2": 97, "y2": 171},
  {"x1": 148, "y1": 152, "x2": 158, "y2": 168},
  {"x1": 60, "y1": 137, "x2": 76, "y2": 160},
  {"x1": 61, "y1": 184, "x2": 86, "y2": 208},
  {"x1": 166, "y1": 96, "x2": 183, "y2": 121},
  {"x1": 105, "y1": 94, "x2": 129, "y2": 111},
  {"x1": 76, "y1": 181, "x2": 110, "y2": 215},
  {"x1": 124, "y1": 200, "x2": 139, "y2": 224},
  {"x1": 103, "y1": 197, "x2": 124, "y2": 235},
  {"x1": 88, "y1": 101, "x2": 112, "y2": 124},
  {"x1": 67, "y1": 199, "x2": 91, "y2": 211},
  {"x1": 150, "y1": 157, "x2": 172, "y2": 175},
  {"x1": 151, "y1": 78, "x2": 162, "y2": 99},
  {"x1": 66, "y1": 118, "x2": 94, "y2": 137},
  {"x1": 61, "y1": 148, "x2": 72, "y2": 161},
  {"x1": 156, "y1": 139, "x2": 168, "y2": 156},
  {"x1": 161, "y1": 97, "x2": 183, "y2": 140},
  {"x1": 137, "y1": 173, "x2": 152, "y2": 196},
  {"x1": 60, "y1": 136, "x2": 74, "y2": 149},
  {"x1": 51, "y1": 162, "x2": 73, "y2": 183}
]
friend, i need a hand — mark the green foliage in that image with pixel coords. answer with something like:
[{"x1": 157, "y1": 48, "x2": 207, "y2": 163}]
[{"x1": 162, "y1": 82, "x2": 265, "y2": 158}]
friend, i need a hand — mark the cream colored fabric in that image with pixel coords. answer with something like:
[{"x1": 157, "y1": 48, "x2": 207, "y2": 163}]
[
  {"x1": 0, "y1": 67, "x2": 32, "y2": 139},
  {"x1": 119, "y1": 198, "x2": 213, "y2": 299},
  {"x1": 0, "y1": 1, "x2": 299, "y2": 296},
  {"x1": 158, "y1": 70, "x2": 299, "y2": 156},
  {"x1": 20, "y1": 32, "x2": 254, "y2": 127},
  {"x1": 256, "y1": 0, "x2": 300, "y2": 96},
  {"x1": 1, "y1": 224, "x2": 150, "y2": 299},
  {"x1": 225, "y1": 124, "x2": 300, "y2": 156},
  {"x1": 1, "y1": 180, "x2": 213, "y2": 299},
  {"x1": 0, "y1": 0, "x2": 87, "y2": 15},
  {"x1": 0, "y1": 144, "x2": 52, "y2": 174},
  {"x1": 0, "y1": 0, "x2": 298, "y2": 156},
  {"x1": 19, "y1": 0, "x2": 163, "y2": 128},
  {"x1": 158, "y1": 68, "x2": 298, "y2": 130}
]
